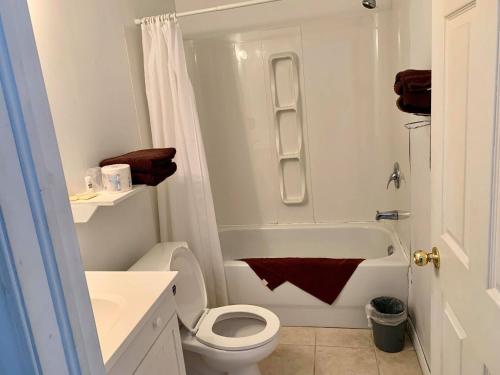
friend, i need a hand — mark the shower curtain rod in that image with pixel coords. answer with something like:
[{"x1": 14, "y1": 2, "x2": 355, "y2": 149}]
[{"x1": 134, "y1": 0, "x2": 282, "y2": 25}]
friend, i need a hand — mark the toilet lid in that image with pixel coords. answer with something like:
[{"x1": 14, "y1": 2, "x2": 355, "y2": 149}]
[
  {"x1": 170, "y1": 246, "x2": 207, "y2": 331},
  {"x1": 196, "y1": 305, "x2": 280, "y2": 351}
]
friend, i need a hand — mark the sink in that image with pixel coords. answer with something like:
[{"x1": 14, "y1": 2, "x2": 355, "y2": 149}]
[{"x1": 90, "y1": 295, "x2": 124, "y2": 337}]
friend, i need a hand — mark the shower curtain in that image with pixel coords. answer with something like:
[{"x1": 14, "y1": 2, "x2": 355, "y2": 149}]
[{"x1": 141, "y1": 17, "x2": 228, "y2": 306}]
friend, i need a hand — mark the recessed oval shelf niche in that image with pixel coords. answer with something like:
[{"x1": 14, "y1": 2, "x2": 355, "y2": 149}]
[{"x1": 269, "y1": 52, "x2": 306, "y2": 205}]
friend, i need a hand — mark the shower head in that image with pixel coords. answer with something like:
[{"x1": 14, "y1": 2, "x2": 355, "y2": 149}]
[{"x1": 362, "y1": 0, "x2": 376, "y2": 9}]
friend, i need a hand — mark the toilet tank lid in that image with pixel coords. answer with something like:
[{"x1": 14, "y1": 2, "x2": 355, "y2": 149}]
[
  {"x1": 129, "y1": 242, "x2": 186, "y2": 271},
  {"x1": 129, "y1": 242, "x2": 208, "y2": 331}
]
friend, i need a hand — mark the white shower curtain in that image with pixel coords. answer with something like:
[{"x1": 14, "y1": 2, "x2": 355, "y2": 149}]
[{"x1": 141, "y1": 17, "x2": 228, "y2": 306}]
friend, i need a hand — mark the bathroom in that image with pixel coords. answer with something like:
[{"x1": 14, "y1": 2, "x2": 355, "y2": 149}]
[{"x1": 2, "y1": 0, "x2": 499, "y2": 374}]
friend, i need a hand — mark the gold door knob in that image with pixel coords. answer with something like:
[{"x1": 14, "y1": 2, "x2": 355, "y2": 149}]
[{"x1": 413, "y1": 247, "x2": 440, "y2": 269}]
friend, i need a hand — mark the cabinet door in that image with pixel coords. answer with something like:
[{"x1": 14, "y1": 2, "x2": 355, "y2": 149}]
[{"x1": 134, "y1": 316, "x2": 186, "y2": 375}]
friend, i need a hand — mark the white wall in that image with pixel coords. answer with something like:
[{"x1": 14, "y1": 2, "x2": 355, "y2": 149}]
[
  {"x1": 28, "y1": 0, "x2": 174, "y2": 270},
  {"x1": 390, "y1": 0, "x2": 412, "y2": 255},
  {"x1": 392, "y1": 0, "x2": 432, "y2": 367},
  {"x1": 407, "y1": 0, "x2": 432, "y2": 367}
]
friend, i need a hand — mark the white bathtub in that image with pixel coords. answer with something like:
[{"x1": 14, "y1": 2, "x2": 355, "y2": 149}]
[{"x1": 219, "y1": 223, "x2": 409, "y2": 328}]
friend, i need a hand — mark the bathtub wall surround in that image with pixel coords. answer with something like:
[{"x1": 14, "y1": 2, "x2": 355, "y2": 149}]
[
  {"x1": 220, "y1": 223, "x2": 408, "y2": 327},
  {"x1": 185, "y1": 10, "x2": 404, "y2": 226},
  {"x1": 27, "y1": 0, "x2": 174, "y2": 270},
  {"x1": 175, "y1": 0, "x2": 393, "y2": 35}
]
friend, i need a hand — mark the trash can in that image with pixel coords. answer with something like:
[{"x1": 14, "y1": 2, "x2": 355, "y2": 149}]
[{"x1": 365, "y1": 296, "x2": 407, "y2": 353}]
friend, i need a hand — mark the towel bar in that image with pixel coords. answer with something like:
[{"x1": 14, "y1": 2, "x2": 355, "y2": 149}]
[{"x1": 404, "y1": 114, "x2": 431, "y2": 129}]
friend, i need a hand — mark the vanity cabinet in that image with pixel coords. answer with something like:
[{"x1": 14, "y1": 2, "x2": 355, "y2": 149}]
[
  {"x1": 134, "y1": 314, "x2": 186, "y2": 375},
  {"x1": 105, "y1": 282, "x2": 186, "y2": 375}
]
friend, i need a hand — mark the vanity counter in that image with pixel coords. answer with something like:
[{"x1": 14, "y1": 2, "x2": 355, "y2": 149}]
[{"x1": 85, "y1": 271, "x2": 179, "y2": 372}]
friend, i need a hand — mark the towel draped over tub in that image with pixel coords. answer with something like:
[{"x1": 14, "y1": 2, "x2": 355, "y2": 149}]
[{"x1": 240, "y1": 258, "x2": 365, "y2": 305}]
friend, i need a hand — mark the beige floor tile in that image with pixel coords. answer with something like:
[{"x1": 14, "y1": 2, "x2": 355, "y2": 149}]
[
  {"x1": 376, "y1": 349, "x2": 423, "y2": 375},
  {"x1": 279, "y1": 327, "x2": 316, "y2": 346},
  {"x1": 315, "y1": 346, "x2": 379, "y2": 375},
  {"x1": 259, "y1": 344, "x2": 314, "y2": 375},
  {"x1": 316, "y1": 328, "x2": 373, "y2": 348}
]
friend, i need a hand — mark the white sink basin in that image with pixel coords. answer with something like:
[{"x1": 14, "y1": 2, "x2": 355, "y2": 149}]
[
  {"x1": 90, "y1": 295, "x2": 124, "y2": 336},
  {"x1": 85, "y1": 271, "x2": 177, "y2": 370}
]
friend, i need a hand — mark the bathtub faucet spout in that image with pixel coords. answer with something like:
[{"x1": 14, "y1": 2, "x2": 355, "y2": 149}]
[{"x1": 375, "y1": 210, "x2": 410, "y2": 221}]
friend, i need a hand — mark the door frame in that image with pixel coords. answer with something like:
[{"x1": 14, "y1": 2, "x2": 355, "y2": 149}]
[{"x1": 0, "y1": 0, "x2": 104, "y2": 373}]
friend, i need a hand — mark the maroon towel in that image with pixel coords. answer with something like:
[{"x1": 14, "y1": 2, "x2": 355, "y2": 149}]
[
  {"x1": 396, "y1": 97, "x2": 431, "y2": 115},
  {"x1": 100, "y1": 148, "x2": 176, "y2": 174},
  {"x1": 241, "y1": 258, "x2": 365, "y2": 305},
  {"x1": 131, "y1": 162, "x2": 177, "y2": 186},
  {"x1": 394, "y1": 70, "x2": 431, "y2": 114},
  {"x1": 394, "y1": 70, "x2": 431, "y2": 95}
]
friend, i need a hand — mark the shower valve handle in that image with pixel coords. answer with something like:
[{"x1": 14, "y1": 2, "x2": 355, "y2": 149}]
[{"x1": 387, "y1": 162, "x2": 401, "y2": 189}]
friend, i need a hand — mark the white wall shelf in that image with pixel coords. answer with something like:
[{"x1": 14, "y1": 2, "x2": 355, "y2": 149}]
[{"x1": 70, "y1": 185, "x2": 147, "y2": 224}]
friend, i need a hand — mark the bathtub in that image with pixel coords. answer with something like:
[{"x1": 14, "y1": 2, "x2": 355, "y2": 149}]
[{"x1": 219, "y1": 223, "x2": 409, "y2": 328}]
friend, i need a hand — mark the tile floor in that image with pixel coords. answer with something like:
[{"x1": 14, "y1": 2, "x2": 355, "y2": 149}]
[{"x1": 259, "y1": 327, "x2": 423, "y2": 375}]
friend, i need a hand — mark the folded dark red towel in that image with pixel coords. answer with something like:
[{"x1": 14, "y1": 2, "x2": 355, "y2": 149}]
[
  {"x1": 394, "y1": 70, "x2": 431, "y2": 95},
  {"x1": 397, "y1": 96, "x2": 431, "y2": 115},
  {"x1": 394, "y1": 70, "x2": 431, "y2": 114},
  {"x1": 131, "y1": 162, "x2": 177, "y2": 186},
  {"x1": 100, "y1": 148, "x2": 176, "y2": 174},
  {"x1": 240, "y1": 258, "x2": 365, "y2": 305}
]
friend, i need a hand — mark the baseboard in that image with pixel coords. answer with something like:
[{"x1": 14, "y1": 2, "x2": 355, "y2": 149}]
[{"x1": 408, "y1": 319, "x2": 431, "y2": 375}]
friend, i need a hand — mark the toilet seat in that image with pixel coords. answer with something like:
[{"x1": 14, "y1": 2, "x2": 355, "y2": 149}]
[
  {"x1": 129, "y1": 242, "x2": 281, "y2": 354},
  {"x1": 195, "y1": 304, "x2": 280, "y2": 351}
]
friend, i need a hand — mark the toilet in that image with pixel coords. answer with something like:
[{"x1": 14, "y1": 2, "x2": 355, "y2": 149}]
[{"x1": 129, "y1": 242, "x2": 280, "y2": 375}]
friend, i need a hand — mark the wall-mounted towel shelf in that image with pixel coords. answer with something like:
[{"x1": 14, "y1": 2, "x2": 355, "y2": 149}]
[
  {"x1": 404, "y1": 115, "x2": 431, "y2": 129},
  {"x1": 70, "y1": 185, "x2": 147, "y2": 223}
]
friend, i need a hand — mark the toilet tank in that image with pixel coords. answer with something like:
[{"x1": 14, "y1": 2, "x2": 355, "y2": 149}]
[
  {"x1": 129, "y1": 241, "x2": 209, "y2": 332},
  {"x1": 129, "y1": 242, "x2": 189, "y2": 271}
]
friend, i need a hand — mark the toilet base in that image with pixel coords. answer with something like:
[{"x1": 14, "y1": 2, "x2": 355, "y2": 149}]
[
  {"x1": 181, "y1": 328, "x2": 279, "y2": 375},
  {"x1": 228, "y1": 364, "x2": 261, "y2": 375},
  {"x1": 184, "y1": 350, "x2": 263, "y2": 375}
]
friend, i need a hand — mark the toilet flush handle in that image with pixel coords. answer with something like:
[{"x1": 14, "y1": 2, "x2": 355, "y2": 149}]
[{"x1": 152, "y1": 317, "x2": 163, "y2": 330}]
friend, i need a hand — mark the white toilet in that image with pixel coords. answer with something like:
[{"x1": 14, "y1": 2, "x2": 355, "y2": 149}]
[{"x1": 129, "y1": 242, "x2": 280, "y2": 375}]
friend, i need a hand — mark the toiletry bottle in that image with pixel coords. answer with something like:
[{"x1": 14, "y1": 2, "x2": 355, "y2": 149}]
[
  {"x1": 85, "y1": 175, "x2": 94, "y2": 193},
  {"x1": 85, "y1": 167, "x2": 103, "y2": 193}
]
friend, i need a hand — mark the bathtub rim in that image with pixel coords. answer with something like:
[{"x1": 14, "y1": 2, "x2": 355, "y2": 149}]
[{"x1": 218, "y1": 221, "x2": 409, "y2": 265}]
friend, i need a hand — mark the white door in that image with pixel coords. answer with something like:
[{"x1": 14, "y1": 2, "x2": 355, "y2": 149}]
[{"x1": 429, "y1": 0, "x2": 500, "y2": 374}]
